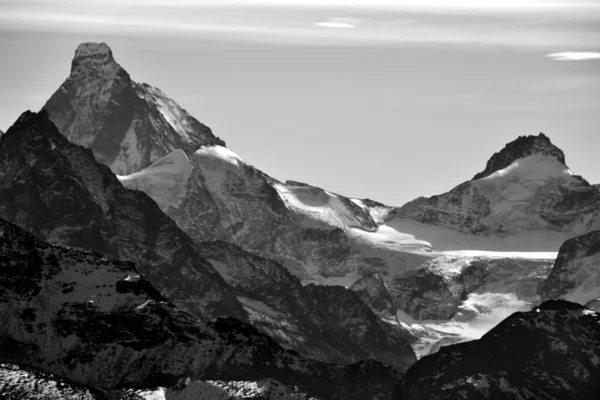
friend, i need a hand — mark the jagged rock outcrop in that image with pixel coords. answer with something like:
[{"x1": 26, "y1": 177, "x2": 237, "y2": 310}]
[
  {"x1": 472, "y1": 133, "x2": 566, "y2": 180},
  {"x1": 198, "y1": 241, "x2": 416, "y2": 367},
  {"x1": 396, "y1": 133, "x2": 600, "y2": 241},
  {"x1": 351, "y1": 256, "x2": 552, "y2": 322},
  {"x1": 0, "y1": 219, "x2": 403, "y2": 400},
  {"x1": 44, "y1": 42, "x2": 224, "y2": 175},
  {"x1": 349, "y1": 273, "x2": 396, "y2": 316},
  {"x1": 395, "y1": 300, "x2": 600, "y2": 399},
  {"x1": 0, "y1": 110, "x2": 416, "y2": 368},
  {"x1": 0, "y1": 110, "x2": 243, "y2": 321},
  {"x1": 539, "y1": 231, "x2": 600, "y2": 311}
]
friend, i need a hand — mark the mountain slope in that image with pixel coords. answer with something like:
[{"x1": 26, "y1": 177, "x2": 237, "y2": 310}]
[
  {"x1": 44, "y1": 42, "x2": 224, "y2": 175},
  {"x1": 395, "y1": 133, "x2": 600, "y2": 248},
  {"x1": 396, "y1": 300, "x2": 600, "y2": 399},
  {"x1": 0, "y1": 109, "x2": 416, "y2": 368},
  {"x1": 0, "y1": 218, "x2": 403, "y2": 400},
  {"x1": 0, "y1": 109, "x2": 243, "y2": 321},
  {"x1": 539, "y1": 230, "x2": 600, "y2": 311}
]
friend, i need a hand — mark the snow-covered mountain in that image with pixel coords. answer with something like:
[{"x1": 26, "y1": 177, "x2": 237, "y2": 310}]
[
  {"x1": 0, "y1": 110, "x2": 416, "y2": 368},
  {"x1": 539, "y1": 230, "x2": 600, "y2": 311},
  {"x1": 0, "y1": 218, "x2": 403, "y2": 400},
  {"x1": 44, "y1": 42, "x2": 225, "y2": 175},
  {"x1": 395, "y1": 300, "x2": 600, "y2": 399},
  {"x1": 36, "y1": 42, "x2": 600, "y2": 364},
  {"x1": 395, "y1": 133, "x2": 600, "y2": 249}
]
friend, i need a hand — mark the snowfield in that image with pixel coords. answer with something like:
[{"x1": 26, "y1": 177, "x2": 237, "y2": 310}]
[{"x1": 117, "y1": 149, "x2": 193, "y2": 209}]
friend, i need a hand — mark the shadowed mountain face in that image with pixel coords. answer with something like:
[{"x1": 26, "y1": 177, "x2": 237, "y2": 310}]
[
  {"x1": 44, "y1": 42, "x2": 224, "y2": 175},
  {"x1": 539, "y1": 230, "x2": 600, "y2": 311},
  {"x1": 395, "y1": 300, "x2": 600, "y2": 400},
  {"x1": 0, "y1": 110, "x2": 243, "y2": 321},
  {"x1": 0, "y1": 218, "x2": 403, "y2": 400},
  {"x1": 396, "y1": 133, "x2": 600, "y2": 241},
  {"x1": 0, "y1": 109, "x2": 416, "y2": 368}
]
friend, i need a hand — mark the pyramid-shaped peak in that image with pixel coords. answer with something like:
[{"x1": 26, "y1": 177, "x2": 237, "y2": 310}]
[{"x1": 472, "y1": 132, "x2": 566, "y2": 180}]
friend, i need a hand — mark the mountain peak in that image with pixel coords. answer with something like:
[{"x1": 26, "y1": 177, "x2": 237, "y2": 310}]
[
  {"x1": 472, "y1": 132, "x2": 566, "y2": 180},
  {"x1": 70, "y1": 42, "x2": 121, "y2": 76}
]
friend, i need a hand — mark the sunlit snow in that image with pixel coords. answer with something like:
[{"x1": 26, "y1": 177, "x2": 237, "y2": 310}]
[{"x1": 117, "y1": 149, "x2": 193, "y2": 209}]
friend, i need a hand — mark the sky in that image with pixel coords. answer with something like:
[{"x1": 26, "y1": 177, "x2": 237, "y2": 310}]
[{"x1": 1, "y1": 0, "x2": 599, "y2": 205}]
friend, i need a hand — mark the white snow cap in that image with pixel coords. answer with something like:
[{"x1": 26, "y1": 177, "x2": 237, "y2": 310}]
[{"x1": 195, "y1": 145, "x2": 243, "y2": 167}]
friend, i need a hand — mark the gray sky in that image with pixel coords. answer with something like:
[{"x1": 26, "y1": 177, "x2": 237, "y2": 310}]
[{"x1": 1, "y1": 0, "x2": 599, "y2": 205}]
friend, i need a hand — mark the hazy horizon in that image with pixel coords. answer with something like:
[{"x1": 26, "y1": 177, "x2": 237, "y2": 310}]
[{"x1": 1, "y1": 0, "x2": 599, "y2": 205}]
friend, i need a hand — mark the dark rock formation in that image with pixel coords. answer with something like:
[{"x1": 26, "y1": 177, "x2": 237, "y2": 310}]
[
  {"x1": 0, "y1": 109, "x2": 243, "y2": 321},
  {"x1": 472, "y1": 133, "x2": 565, "y2": 180},
  {"x1": 539, "y1": 230, "x2": 600, "y2": 311},
  {"x1": 396, "y1": 300, "x2": 600, "y2": 399},
  {"x1": 0, "y1": 219, "x2": 404, "y2": 400}
]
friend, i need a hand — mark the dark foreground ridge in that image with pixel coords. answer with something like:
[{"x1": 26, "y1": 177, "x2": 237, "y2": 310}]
[{"x1": 395, "y1": 300, "x2": 600, "y2": 399}]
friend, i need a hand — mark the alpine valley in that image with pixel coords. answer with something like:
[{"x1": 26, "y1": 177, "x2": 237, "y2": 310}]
[{"x1": 0, "y1": 42, "x2": 599, "y2": 399}]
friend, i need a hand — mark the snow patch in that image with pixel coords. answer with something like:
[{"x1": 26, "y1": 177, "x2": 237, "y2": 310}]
[
  {"x1": 195, "y1": 145, "x2": 243, "y2": 167},
  {"x1": 238, "y1": 296, "x2": 282, "y2": 319},
  {"x1": 117, "y1": 149, "x2": 193, "y2": 210},
  {"x1": 348, "y1": 225, "x2": 432, "y2": 253},
  {"x1": 471, "y1": 154, "x2": 577, "y2": 233},
  {"x1": 142, "y1": 85, "x2": 194, "y2": 142},
  {"x1": 388, "y1": 218, "x2": 570, "y2": 252},
  {"x1": 274, "y1": 184, "x2": 379, "y2": 231}
]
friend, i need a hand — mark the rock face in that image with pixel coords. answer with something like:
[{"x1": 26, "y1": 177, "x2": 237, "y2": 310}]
[
  {"x1": 0, "y1": 110, "x2": 243, "y2": 321},
  {"x1": 472, "y1": 133, "x2": 566, "y2": 180},
  {"x1": 0, "y1": 110, "x2": 416, "y2": 368},
  {"x1": 44, "y1": 42, "x2": 224, "y2": 175},
  {"x1": 396, "y1": 300, "x2": 600, "y2": 399},
  {"x1": 349, "y1": 273, "x2": 397, "y2": 316},
  {"x1": 0, "y1": 219, "x2": 403, "y2": 400},
  {"x1": 539, "y1": 231, "x2": 600, "y2": 311},
  {"x1": 396, "y1": 133, "x2": 600, "y2": 240},
  {"x1": 198, "y1": 241, "x2": 416, "y2": 367}
]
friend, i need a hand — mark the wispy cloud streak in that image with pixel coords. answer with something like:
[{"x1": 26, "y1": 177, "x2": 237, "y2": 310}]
[{"x1": 546, "y1": 51, "x2": 600, "y2": 61}]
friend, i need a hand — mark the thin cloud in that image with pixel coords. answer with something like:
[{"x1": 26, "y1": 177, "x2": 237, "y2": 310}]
[
  {"x1": 546, "y1": 51, "x2": 600, "y2": 61},
  {"x1": 315, "y1": 17, "x2": 359, "y2": 29}
]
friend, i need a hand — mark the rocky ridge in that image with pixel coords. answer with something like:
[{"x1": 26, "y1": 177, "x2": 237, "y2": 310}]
[
  {"x1": 0, "y1": 218, "x2": 403, "y2": 400},
  {"x1": 539, "y1": 230, "x2": 600, "y2": 311},
  {"x1": 396, "y1": 300, "x2": 600, "y2": 399},
  {"x1": 0, "y1": 110, "x2": 416, "y2": 367}
]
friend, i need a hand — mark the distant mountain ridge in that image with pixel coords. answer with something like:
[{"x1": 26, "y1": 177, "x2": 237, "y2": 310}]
[
  {"x1": 395, "y1": 133, "x2": 600, "y2": 243},
  {"x1": 396, "y1": 300, "x2": 600, "y2": 399}
]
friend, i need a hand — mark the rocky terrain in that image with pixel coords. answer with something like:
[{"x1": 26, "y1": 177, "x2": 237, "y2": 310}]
[
  {"x1": 41, "y1": 43, "x2": 594, "y2": 357},
  {"x1": 0, "y1": 109, "x2": 416, "y2": 368},
  {"x1": 0, "y1": 218, "x2": 403, "y2": 400},
  {"x1": 395, "y1": 133, "x2": 600, "y2": 243},
  {"x1": 395, "y1": 300, "x2": 600, "y2": 399},
  {"x1": 0, "y1": 109, "x2": 243, "y2": 321},
  {"x1": 539, "y1": 230, "x2": 600, "y2": 311}
]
